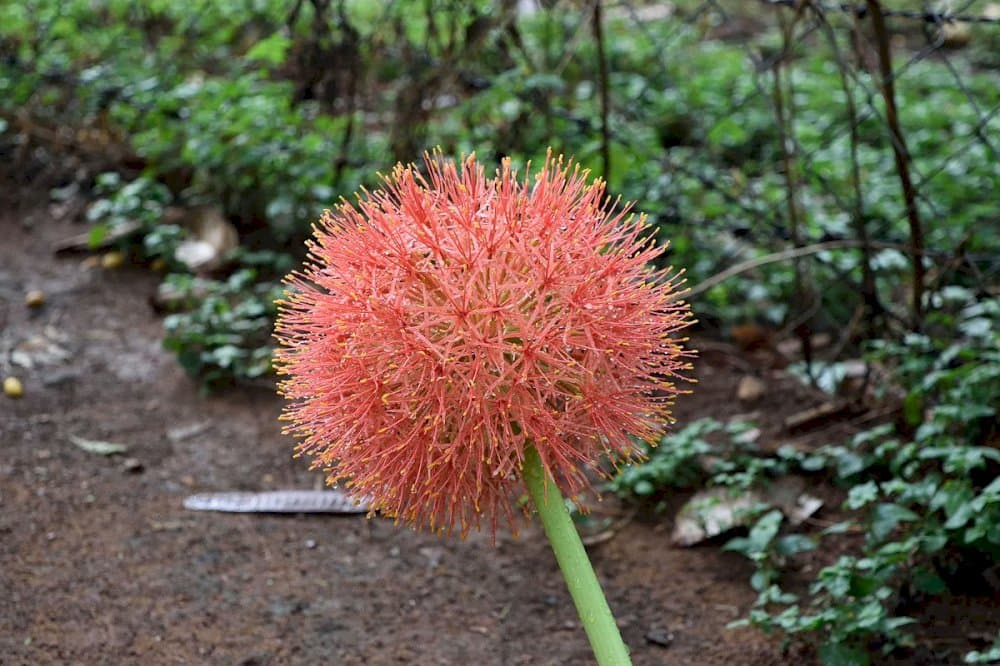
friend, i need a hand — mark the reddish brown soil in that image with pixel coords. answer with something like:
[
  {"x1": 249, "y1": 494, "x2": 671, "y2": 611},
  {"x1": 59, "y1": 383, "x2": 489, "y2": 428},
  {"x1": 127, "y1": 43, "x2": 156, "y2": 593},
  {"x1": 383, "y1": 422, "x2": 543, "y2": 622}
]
[{"x1": 0, "y1": 198, "x2": 992, "y2": 665}]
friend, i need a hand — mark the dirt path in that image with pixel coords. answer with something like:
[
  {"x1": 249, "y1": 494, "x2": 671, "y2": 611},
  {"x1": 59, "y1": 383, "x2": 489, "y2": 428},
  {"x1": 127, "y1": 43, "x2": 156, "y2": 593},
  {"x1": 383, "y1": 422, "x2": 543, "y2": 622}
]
[{"x1": 2, "y1": 201, "x2": 802, "y2": 665}]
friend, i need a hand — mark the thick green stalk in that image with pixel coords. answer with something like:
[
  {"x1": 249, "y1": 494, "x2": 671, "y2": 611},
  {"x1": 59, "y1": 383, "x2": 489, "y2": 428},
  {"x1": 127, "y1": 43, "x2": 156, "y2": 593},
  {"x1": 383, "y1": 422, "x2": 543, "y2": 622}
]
[{"x1": 522, "y1": 446, "x2": 632, "y2": 666}]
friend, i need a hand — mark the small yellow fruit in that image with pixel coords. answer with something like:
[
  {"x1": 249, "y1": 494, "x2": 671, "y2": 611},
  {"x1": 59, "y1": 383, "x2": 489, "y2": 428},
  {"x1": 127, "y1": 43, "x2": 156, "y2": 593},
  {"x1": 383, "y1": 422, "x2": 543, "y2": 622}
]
[
  {"x1": 101, "y1": 251, "x2": 126, "y2": 269},
  {"x1": 3, "y1": 376, "x2": 24, "y2": 398},
  {"x1": 24, "y1": 290, "x2": 46, "y2": 308},
  {"x1": 150, "y1": 258, "x2": 167, "y2": 272}
]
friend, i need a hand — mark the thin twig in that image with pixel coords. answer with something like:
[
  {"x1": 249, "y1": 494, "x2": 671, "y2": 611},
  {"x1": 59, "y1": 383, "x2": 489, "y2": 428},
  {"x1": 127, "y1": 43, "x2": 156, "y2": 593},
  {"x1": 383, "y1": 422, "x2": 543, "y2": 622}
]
[
  {"x1": 592, "y1": 0, "x2": 612, "y2": 181},
  {"x1": 772, "y1": 4, "x2": 814, "y2": 372},
  {"x1": 756, "y1": 0, "x2": 1000, "y2": 24},
  {"x1": 866, "y1": 0, "x2": 925, "y2": 330},
  {"x1": 808, "y1": 2, "x2": 884, "y2": 335},
  {"x1": 684, "y1": 240, "x2": 917, "y2": 299}
]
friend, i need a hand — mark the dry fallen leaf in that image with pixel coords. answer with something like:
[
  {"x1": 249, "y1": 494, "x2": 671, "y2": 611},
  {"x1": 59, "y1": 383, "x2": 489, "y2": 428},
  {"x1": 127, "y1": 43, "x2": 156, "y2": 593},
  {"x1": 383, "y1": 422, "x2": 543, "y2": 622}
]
[
  {"x1": 10, "y1": 327, "x2": 72, "y2": 370},
  {"x1": 759, "y1": 476, "x2": 823, "y2": 526},
  {"x1": 53, "y1": 219, "x2": 141, "y2": 254},
  {"x1": 736, "y1": 375, "x2": 766, "y2": 403},
  {"x1": 172, "y1": 207, "x2": 238, "y2": 273},
  {"x1": 183, "y1": 489, "x2": 371, "y2": 514},
  {"x1": 69, "y1": 434, "x2": 129, "y2": 456}
]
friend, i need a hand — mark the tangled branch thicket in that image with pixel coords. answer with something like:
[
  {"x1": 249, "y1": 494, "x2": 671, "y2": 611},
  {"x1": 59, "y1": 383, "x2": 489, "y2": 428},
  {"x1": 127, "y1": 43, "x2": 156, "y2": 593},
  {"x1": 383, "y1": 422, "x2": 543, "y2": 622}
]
[{"x1": 6, "y1": 1, "x2": 995, "y2": 349}]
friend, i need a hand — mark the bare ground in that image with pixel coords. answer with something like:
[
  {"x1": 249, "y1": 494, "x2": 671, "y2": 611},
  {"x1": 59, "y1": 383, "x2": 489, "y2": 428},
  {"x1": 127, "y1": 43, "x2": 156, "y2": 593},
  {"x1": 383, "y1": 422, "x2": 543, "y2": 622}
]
[{"x1": 1, "y1": 197, "x2": 992, "y2": 665}]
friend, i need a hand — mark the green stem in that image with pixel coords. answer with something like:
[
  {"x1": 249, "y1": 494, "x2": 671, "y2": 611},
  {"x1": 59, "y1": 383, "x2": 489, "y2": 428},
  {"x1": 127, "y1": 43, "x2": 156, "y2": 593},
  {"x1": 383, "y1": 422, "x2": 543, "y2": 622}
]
[{"x1": 522, "y1": 446, "x2": 632, "y2": 666}]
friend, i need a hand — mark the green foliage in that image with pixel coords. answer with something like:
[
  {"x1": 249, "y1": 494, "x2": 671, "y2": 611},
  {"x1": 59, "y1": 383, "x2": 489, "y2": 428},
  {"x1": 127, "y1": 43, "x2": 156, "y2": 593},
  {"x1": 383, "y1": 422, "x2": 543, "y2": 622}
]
[
  {"x1": 122, "y1": 73, "x2": 364, "y2": 238},
  {"x1": 86, "y1": 173, "x2": 183, "y2": 267},
  {"x1": 723, "y1": 509, "x2": 818, "y2": 594},
  {"x1": 610, "y1": 417, "x2": 798, "y2": 502},
  {"x1": 162, "y1": 270, "x2": 282, "y2": 388},
  {"x1": 4, "y1": 1, "x2": 998, "y2": 383},
  {"x1": 611, "y1": 418, "x2": 724, "y2": 496},
  {"x1": 84, "y1": 174, "x2": 288, "y2": 386},
  {"x1": 614, "y1": 294, "x2": 999, "y2": 662},
  {"x1": 758, "y1": 302, "x2": 998, "y2": 661}
]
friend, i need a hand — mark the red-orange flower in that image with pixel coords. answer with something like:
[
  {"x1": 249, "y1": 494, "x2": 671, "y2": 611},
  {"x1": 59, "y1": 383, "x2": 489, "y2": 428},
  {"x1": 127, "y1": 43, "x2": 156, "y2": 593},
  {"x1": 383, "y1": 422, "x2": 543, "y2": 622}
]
[{"x1": 275, "y1": 151, "x2": 692, "y2": 535}]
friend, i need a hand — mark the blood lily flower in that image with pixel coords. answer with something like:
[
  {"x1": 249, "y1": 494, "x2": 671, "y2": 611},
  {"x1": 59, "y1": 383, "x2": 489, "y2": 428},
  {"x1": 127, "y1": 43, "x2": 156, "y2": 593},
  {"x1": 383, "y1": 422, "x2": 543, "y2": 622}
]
[
  {"x1": 275, "y1": 151, "x2": 691, "y2": 536},
  {"x1": 276, "y1": 151, "x2": 693, "y2": 664}
]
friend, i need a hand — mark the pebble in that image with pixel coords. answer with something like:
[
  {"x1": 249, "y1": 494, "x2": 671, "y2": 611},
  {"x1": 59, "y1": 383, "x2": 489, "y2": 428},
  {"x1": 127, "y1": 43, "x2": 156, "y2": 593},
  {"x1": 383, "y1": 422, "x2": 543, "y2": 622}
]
[
  {"x1": 645, "y1": 627, "x2": 674, "y2": 648},
  {"x1": 4, "y1": 376, "x2": 24, "y2": 398},
  {"x1": 42, "y1": 369, "x2": 80, "y2": 387},
  {"x1": 736, "y1": 375, "x2": 766, "y2": 403},
  {"x1": 122, "y1": 458, "x2": 144, "y2": 474},
  {"x1": 24, "y1": 290, "x2": 46, "y2": 308},
  {"x1": 101, "y1": 250, "x2": 125, "y2": 269}
]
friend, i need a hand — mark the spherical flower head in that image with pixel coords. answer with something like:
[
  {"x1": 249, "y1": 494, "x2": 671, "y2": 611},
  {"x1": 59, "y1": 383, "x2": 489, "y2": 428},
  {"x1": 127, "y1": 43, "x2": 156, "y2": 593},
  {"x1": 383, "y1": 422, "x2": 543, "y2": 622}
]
[{"x1": 275, "y1": 151, "x2": 692, "y2": 536}]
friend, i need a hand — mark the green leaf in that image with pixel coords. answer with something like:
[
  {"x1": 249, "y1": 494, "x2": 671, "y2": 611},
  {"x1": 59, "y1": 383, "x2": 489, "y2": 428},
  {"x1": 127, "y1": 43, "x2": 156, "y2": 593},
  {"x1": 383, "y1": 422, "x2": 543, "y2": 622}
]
[
  {"x1": 801, "y1": 454, "x2": 827, "y2": 471},
  {"x1": 633, "y1": 479, "x2": 655, "y2": 496},
  {"x1": 837, "y1": 452, "x2": 867, "y2": 478},
  {"x1": 846, "y1": 481, "x2": 879, "y2": 509},
  {"x1": 944, "y1": 501, "x2": 976, "y2": 530},
  {"x1": 750, "y1": 568, "x2": 774, "y2": 592},
  {"x1": 819, "y1": 641, "x2": 870, "y2": 666},
  {"x1": 920, "y1": 530, "x2": 949, "y2": 553},
  {"x1": 912, "y1": 567, "x2": 947, "y2": 595},
  {"x1": 88, "y1": 223, "x2": 109, "y2": 249},
  {"x1": 246, "y1": 33, "x2": 291, "y2": 66},
  {"x1": 775, "y1": 534, "x2": 816, "y2": 557},
  {"x1": 903, "y1": 391, "x2": 923, "y2": 426},
  {"x1": 870, "y1": 503, "x2": 919, "y2": 542},
  {"x1": 707, "y1": 117, "x2": 750, "y2": 148},
  {"x1": 848, "y1": 574, "x2": 880, "y2": 598},
  {"x1": 747, "y1": 509, "x2": 784, "y2": 551},
  {"x1": 932, "y1": 480, "x2": 975, "y2": 523},
  {"x1": 821, "y1": 521, "x2": 856, "y2": 536}
]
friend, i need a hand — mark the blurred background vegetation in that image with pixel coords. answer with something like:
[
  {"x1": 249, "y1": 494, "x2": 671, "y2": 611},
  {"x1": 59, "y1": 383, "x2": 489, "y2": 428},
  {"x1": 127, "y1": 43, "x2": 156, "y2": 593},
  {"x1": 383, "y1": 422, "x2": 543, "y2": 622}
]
[
  {"x1": 2, "y1": 0, "x2": 997, "y2": 382},
  {"x1": 1, "y1": 1, "x2": 997, "y2": 663}
]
